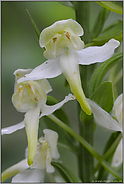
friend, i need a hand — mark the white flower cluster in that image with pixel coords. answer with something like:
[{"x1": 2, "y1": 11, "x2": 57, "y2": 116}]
[{"x1": 2, "y1": 19, "x2": 122, "y2": 182}]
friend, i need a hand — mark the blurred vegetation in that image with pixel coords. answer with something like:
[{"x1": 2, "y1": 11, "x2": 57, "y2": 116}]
[{"x1": 1, "y1": 1, "x2": 122, "y2": 182}]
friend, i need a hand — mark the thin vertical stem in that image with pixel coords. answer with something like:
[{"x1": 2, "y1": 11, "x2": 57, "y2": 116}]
[
  {"x1": 75, "y1": 2, "x2": 94, "y2": 182},
  {"x1": 78, "y1": 108, "x2": 94, "y2": 182},
  {"x1": 75, "y1": 1, "x2": 90, "y2": 43}
]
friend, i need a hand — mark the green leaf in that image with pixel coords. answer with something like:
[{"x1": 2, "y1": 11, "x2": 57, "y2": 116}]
[
  {"x1": 88, "y1": 52, "x2": 122, "y2": 96},
  {"x1": 96, "y1": 1, "x2": 123, "y2": 15},
  {"x1": 26, "y1": 9, "x2": 40, "y2": 40},
  {"x1": 51, "y1": 160, "x2": 82, "y2": 183},
  {"x1": 59, "y1": 1, "x2": 74, "y2": 9},
  {"x1": 90, "y1": 82, "x2": 114, "y2": 112},
  {"x1": 91, "y1": 7, "x2": 110, "y2": 39},
  {"x1": 91, "y1": 20, "x2": 122, "y2": 44}
]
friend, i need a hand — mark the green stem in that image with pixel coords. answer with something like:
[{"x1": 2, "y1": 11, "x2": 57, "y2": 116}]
[
  {"x1": 75, "y1": 2, "x2": 94, "y2": 181},
  {"x1": 47, "y1": 114, "x2": 122, "y2": 180},
  {"x1": 26, "y1": 9, "x2": 40, "y2": 40},
  {"x1": 94, "y1": 132, "x2": 122, "y2": 173},
  {"x1": 75, "y1": 1, "x2": 90, "y2": 43},
  {"x1": 46, "y1": 173, "x2": 56, "y2": 183},
  {"x1": 78, "y1": 107, "x2": 94, "y2": 182}
]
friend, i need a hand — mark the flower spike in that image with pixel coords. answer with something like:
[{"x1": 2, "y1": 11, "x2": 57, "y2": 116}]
[{"x1": 17, "y1": 19, "x2": 120, "y2": 115}]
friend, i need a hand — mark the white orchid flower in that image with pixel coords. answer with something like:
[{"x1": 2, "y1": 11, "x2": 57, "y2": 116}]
[
  {"x1": 111, "y1": 94, "x2": 123, "y2": 167},
  {"x1": 18, "y1": 19, "x2": 120, "y2": 115},
  {"x1": 87, "y1": 99, "x2": 122, "y2": 133},
  {"x1": 1, "y1": 129, "x2": 60, "y2": 183},
  {"x1": 1, "y1": 69, "x2": 75, "y2": 166}
]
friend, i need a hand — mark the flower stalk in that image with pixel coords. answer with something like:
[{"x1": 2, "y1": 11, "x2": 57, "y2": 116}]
[
  {"x1": 78, "y1": 107, "x2": 94, "y2": 182},
  {"x1": 76, "y1": 2, "x2": 93, "y2": 181}
]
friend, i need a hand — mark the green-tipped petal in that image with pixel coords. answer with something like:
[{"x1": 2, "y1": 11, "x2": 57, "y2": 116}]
[
  {"x1": 1, "y1": 159, "x2": 28, "y2": 182},
  {"x1": 59, "y1": 49, "x2": 92, "y2": 115},
  {"x1": 24, "y1": 106, "x2": 41, "y2": 166}
]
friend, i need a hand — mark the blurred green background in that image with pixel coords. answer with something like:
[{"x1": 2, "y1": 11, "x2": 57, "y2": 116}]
[{"x1": 1, "y1": 1, "x2": 122, "y2": 182}]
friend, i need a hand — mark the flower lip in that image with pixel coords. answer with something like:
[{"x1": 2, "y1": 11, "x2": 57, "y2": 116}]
[{"x1": 39, "y1": 19, "x2": 84, "y2": 48}]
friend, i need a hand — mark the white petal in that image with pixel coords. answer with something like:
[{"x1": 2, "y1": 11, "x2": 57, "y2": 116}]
[
  {"x1": 112, "y1": 139, "x2": 122, "y2": 167},
  {"x1": 12, "y1": 168, "x2": 45, "y2": 183},
  {"x1": 46, "y1": 147, "x2": 55, "y2": 173},
  {"x1": 37, "y1": 79, "x2": 52, "y2": 94},
  {"x1": 112, "y1": 94, "x2": 123, "y2": 126},
  {"x1": 17, "y1": 59, "x2": 62, "y2": 83},
  {"x1": 77, "y1": 39, "x2": 120, "y2": 65},
  {"x1": 14, "y1": 68, "x2": 33, "y2": 80},
  {"x1": 43, "y1": 129, "x2": 60, "y2": 159},
  {"x1": 40, "y1": 94, "x2": 75, "y2": 118},
  {"x1": 40, "y1": 19, "x2": 83, "y2": 48},
  {"x1": 24, "y1": 106, "x2": 41, "y2": 166},
  {"x1": 1, "y1": 159, "x2": 28, "y2": 182},
  {"x1": 13, "y1": 69, "x2": 32, "y2": 92},
  {"x1": 1, "y1": 121, "x2": 25, "y2": 135},
  {"x1": 87, "y1": 99, "x2": 122, "y2": 133}
]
